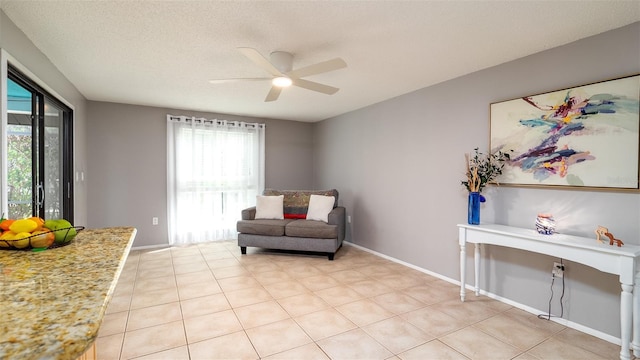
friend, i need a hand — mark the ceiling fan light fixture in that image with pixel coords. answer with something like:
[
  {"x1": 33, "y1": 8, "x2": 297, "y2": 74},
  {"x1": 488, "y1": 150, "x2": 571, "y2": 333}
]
[{"x1": 272, "y1": 76, "x2": 293, "y2": 87}]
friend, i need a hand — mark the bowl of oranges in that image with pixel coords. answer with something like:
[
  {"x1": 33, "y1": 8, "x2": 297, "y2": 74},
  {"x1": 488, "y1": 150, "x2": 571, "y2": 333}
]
[{"x1": 0, "y1": 217, "x2": 83, "y2": 250}]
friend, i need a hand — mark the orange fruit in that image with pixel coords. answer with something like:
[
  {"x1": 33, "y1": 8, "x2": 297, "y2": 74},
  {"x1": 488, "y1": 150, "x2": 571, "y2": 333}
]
[
  {"x1": 29, "y1": 217, "x2": 45, "y2": 231},
  {"x1": 30, "y1": 230, "x2": 55, "y2": 248},
  {"x1": 0, "y1": 219, "x2": 15, "y2": 231}
]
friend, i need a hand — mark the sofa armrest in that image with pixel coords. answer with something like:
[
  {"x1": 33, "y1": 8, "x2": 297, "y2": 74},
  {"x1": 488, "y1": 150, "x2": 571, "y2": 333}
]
[
  {"x1": 241, "y1": 206, "x2": 256, "y2": 220},
  {"x1": 327, "y1": 206, "x2": 346, "y2": 243}
]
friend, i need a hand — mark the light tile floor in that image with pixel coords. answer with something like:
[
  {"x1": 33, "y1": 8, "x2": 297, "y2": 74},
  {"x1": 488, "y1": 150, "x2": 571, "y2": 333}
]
[{"x1": 97, "y1": 241, "x2": 627, "y2": 360}]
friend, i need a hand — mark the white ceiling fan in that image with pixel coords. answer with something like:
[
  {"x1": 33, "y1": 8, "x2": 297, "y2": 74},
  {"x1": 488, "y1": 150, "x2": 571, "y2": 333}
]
[{"x1": 209, "y1": 47, "x2": 347, "y2": 102}]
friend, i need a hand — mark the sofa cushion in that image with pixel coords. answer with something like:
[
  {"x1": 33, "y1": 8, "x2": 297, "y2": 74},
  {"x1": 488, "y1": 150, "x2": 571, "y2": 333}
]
[
  {"x1": 263, "y1": 189, "x2": 339, "y2": 219},
  {"x1": 285, "y1": 220, "x2": 338, "y2": 239},
  {"x1": 306, "y1": 195, "x2": 336, "y2": 222},
  {"x1": 255, "y1": 195, "x2": 284, "y2": 219},
  {"x1": 237, "y1": 219, "x2": 294, "y2": 236}
]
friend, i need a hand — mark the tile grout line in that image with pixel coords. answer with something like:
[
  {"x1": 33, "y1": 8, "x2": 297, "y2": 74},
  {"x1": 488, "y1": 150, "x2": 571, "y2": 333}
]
[
  {"x1": 176, "y1": 247, "x2": 191, "y2": 360},
  {"x1": 119, "y1": 252, "x2": 140, "y2": 360}
]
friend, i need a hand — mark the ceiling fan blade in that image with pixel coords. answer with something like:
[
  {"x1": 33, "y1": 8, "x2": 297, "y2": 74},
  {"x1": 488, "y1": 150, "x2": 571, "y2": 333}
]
[
  {"x1": 209, "y1": 78, "x2": 270, "y2": 84},
  {"x1": 292, "y1": 78, "x2": 339, "y2": 95},
  {"x1": 265, "y1": 86, "x2": 282, "y2": 102},
  {"x1": 287, "y1": 58, "x2": 347, "y2": 78},
  {"x1": 237, "y1": 47, "x2": 282, "y2": 77}
]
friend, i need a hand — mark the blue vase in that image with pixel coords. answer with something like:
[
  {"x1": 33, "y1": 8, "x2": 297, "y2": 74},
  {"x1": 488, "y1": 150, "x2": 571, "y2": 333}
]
[{"x1": 468, "y1": 192, "x2": 480, "y2": 225}]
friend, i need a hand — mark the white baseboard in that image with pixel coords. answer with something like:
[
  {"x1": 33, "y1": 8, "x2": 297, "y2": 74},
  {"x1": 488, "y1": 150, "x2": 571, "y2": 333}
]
[
  {"x1": 130, "y1": 244, "x2": 169, "y2": 251},
  {"x1": 342, "y1": 241, "x2": 621, "y2": 346}
]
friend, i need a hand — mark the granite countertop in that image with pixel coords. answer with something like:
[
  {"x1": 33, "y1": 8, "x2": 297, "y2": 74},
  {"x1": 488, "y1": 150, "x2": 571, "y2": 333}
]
[{"x1": 0, "y1": 227, "x2": 137, "y2": 360}]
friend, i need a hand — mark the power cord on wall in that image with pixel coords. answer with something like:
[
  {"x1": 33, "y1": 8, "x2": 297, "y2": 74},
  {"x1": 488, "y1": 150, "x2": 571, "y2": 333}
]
[{"x1": 538, "y1": 258, "x2": 565, "y2": 320}]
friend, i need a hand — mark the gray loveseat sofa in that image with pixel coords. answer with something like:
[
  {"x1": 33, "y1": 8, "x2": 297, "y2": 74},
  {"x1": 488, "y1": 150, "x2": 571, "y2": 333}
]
[{"x1": 237, "y1": 189, "x2": 346, "y2": 260}]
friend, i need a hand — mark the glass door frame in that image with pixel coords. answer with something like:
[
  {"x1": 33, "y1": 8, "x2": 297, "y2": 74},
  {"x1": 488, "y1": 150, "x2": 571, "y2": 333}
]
[{"x1": 5, "y1": 64, "x2": 74, "y2": 221}]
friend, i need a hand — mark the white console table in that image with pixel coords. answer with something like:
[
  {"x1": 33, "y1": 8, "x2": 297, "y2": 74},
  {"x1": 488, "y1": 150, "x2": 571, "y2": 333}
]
[{"x1": 458, "y1": 223, "x2": 640, "y2": 360}]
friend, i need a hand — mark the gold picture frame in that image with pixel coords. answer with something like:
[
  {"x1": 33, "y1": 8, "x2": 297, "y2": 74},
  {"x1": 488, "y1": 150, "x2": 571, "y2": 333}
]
[{"x1": 490, "y1": 74, "x2": 640, "y2": 191}]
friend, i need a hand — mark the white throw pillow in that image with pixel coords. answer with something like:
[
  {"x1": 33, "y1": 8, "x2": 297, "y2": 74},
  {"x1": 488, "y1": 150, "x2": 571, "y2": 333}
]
[
  {"x1": 255, "y1": 195, "x2": 284, "y2": 219},
  {"x1": 306, "y1": 195, "x2": 335, "y2": 222}
]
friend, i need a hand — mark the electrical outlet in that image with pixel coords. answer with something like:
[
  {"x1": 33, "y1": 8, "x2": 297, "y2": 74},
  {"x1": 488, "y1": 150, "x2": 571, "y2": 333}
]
[
  {"x1": 552, "y1": 262, "x2": 564, "y2": 278},
  {"x1": 152, "y1": 217, "x2": 158, "y2": 225}
]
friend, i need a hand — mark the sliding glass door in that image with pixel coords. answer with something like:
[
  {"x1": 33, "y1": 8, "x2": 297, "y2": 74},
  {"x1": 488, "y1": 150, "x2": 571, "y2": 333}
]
[{"x1": 6, "y1": 67, "x2": 73, "y2": 221}]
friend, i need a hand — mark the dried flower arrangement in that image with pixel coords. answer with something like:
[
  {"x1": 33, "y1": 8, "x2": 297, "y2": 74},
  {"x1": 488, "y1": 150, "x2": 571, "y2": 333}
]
[{"x1": 462, "y1": 148, "x2": 512, "y2": 193}]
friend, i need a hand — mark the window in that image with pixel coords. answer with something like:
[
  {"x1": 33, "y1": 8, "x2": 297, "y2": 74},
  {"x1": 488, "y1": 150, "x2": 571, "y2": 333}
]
[{"x1": 167, "y1": 115, "x2": 264, "y2": 244}]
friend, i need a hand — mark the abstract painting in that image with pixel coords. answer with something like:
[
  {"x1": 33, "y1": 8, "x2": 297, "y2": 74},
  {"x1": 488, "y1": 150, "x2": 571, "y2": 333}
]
[{"x1": 490, "y1": 75, "x2": 640, "y2": 190}]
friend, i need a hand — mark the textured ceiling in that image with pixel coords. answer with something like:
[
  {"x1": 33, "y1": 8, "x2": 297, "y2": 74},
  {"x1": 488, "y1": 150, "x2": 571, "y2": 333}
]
[{"x1": 1, "y1": 1, "x2": 638, "y2": 122}]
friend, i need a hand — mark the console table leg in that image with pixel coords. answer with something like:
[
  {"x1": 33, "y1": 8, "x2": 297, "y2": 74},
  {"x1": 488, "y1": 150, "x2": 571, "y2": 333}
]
[
  {"x1": 474, "y1": 244, "x2": 480, "y2": 296},
  {"x1": 460, "y1": 241, "x2": 466, "y2": 302},
  {"x1": 633, "y1": 272, "x2": 640, "y2": 357},
  {"x1": 621, "y1": 283, "x2": 633, "y2": 360}
]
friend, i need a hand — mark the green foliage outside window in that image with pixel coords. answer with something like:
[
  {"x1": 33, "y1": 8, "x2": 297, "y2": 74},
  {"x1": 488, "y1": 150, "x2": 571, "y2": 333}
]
[{"x1": 7, "y1": 126, "x2": 33, "y2": 219}]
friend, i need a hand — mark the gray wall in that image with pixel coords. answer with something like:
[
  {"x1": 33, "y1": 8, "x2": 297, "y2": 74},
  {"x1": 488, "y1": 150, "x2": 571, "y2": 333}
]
[
  {"x1": 313, "y1": 22, "x2": 640, "y2": 339},
  {"x1": 86, "y1": 101, "x2": 314, "y2": 247},
  {"x1": 0, "y1": 10, "x2": 88, "y2": 225}
]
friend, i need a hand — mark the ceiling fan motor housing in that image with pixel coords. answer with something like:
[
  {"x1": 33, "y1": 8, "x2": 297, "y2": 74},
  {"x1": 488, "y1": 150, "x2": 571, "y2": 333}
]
[{"x1": 270, "y1": 51, "x2": 293, "y2": 73}]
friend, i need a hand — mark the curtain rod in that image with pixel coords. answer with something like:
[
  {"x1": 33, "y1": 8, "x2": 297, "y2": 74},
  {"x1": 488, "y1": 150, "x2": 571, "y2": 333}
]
[{"x1": 167, "y1": 114, "x2": 265, "y2": 129}]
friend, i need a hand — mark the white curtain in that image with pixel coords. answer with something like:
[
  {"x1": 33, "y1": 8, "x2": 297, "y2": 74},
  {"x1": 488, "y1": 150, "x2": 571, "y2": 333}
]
[{"x1": 167, "y1": 115, "x2": 265, "y2": 245}]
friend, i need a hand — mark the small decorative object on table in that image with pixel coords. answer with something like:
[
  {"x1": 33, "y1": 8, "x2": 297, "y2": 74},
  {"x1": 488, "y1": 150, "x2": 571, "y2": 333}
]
[
  {"x1": 462, "y1": 148, "x2": 511, "y2": 225},
  {"x1": 535, "y1": 213, "x2": 556, "y2": 235},
  {"x1": 595, "y1": 225, "x2": 624, "y2": 247}
]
